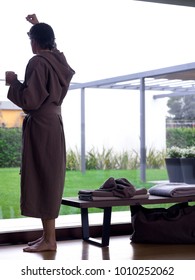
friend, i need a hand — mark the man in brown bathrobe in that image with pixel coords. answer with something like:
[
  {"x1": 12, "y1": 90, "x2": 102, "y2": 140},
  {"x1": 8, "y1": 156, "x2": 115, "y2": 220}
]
[{"x1": 6, "y1": 14, "x2": 75, "y2": 252}]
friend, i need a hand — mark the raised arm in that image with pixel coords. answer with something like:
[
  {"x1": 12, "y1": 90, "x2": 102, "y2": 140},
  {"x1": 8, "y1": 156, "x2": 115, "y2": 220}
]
[{"x1": 26, "y1": 14, "x2": 39, "y2": 25}]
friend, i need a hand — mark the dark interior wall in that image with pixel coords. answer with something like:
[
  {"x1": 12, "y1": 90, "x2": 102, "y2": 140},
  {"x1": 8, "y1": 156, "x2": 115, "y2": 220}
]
[{"x1": 134, "y1": 0, "x2": 195, "y2": 7}]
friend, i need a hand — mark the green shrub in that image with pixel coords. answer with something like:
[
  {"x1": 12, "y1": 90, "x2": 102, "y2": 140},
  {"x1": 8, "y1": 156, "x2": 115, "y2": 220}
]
[
  {"x1": 146, "y1": 147, "x2": 166, "y2": 168},
  {"x1": 112, "y1": 150, "x2": 140, "y2": 170},
  {"x1": 86, "y1": 147, "x2": 118, "y2": 170},
  {"x1": 83, "y1": 147, "x2": 164, "y2": 170},
  {"x1": 0, "y1": 128, "x2": 22, "y2": 167},
  {"x1": 166, "y1": 127, "x2": 195, "y2": 148},
  {"x1": 86, "y1": 148, "x2": 99, "y2": 170},
  {"x1": 66, "y1": 148, "x2": 80, "y2": 170}
]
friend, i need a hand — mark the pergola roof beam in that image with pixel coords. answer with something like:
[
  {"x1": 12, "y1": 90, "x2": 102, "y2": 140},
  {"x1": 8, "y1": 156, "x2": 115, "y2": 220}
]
[
  {"x1": 69, "y1": 62, "x2": 195, "y2": 98},
  {"x1": 69, "y1": 62, "x2": 195, "y2": 90}
]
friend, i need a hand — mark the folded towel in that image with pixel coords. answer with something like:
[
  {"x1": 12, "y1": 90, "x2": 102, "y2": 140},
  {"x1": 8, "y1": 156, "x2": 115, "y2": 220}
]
[
  {"x1": 78, "y1": 189, "x2": 114, "y2": 197},
  {"x1": 129, "y1": 193, "x2": 149, "y2": 199},
  {"x1": 78, "y1": 194, "x2": 149, "y2": 201},
  {"x1": 149, "y1": 183, "x2": 195, "y2": 197},
  {"x1": 78, "y1": 177, "x2": 148, "y2": 200},
  {"x1": 78, "y1": 195, "x2": 120, "y2": 201}
]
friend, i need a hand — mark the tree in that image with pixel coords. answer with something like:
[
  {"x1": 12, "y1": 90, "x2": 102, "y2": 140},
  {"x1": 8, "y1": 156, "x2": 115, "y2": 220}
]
[{"x1": 167, "y1": 95, "x2": 195, "y2": 120}]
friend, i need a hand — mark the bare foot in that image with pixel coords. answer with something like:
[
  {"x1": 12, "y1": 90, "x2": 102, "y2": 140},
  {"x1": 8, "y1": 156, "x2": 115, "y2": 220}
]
[
  {"x1": 23, "y1": 239, "x2": 56, "y2": 252},
  {"x1": 28, "y1": 236, "x2": 44, "y2": 246}
]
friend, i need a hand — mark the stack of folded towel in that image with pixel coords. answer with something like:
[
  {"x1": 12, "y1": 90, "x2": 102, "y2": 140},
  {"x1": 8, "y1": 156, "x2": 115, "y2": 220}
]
[
  {"x1": 149, "y1": 182, "x2": 195, "y2": 197},
  {"x1": 78, "y1": 177, "x2": 148, "y2": 201}
]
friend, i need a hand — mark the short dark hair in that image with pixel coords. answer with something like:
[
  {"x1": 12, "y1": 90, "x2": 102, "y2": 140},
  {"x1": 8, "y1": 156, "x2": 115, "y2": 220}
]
[{"x1": 28, "y1": 23, "x2": 55, "y2": 50}]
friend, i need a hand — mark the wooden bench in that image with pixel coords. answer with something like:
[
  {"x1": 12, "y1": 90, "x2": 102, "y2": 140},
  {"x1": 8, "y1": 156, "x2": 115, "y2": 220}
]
[{"x1": 61, "y1": 195, "x2": 195, "y2": 247}]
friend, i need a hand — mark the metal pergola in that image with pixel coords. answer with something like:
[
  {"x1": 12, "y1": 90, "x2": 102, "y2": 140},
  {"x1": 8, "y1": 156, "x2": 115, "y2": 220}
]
[{"x1": 69, "y1": 62, "x2": 195, "y2": 182}]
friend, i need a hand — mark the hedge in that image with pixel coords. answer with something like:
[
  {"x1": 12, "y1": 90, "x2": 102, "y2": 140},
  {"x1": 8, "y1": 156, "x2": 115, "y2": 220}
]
[
  {"x1": 0, "y1": 128, "x2": 22, "y2": 167},
  {"x1": 166, "y1": 127, "x2": 195, "y2": 148}
]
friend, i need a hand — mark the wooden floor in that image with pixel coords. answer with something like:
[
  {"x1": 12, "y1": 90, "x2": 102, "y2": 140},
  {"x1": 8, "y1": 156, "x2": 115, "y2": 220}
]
[
  {"x1": 1, "y1": 236, "x2": 195, "y2": 260},
  {"x1": 1, "y1": 211, "x2": 195, "y2": 260}
]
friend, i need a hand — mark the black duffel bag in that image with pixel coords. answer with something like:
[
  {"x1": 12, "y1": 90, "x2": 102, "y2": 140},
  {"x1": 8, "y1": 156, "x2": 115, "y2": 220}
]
[{"x1": 130, "y1": 202, "x2": 195, "y2": 243}]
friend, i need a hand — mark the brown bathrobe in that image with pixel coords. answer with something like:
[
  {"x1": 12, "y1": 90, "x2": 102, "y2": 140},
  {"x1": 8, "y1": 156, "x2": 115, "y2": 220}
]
[{"x1": 7, "y1": 49, "x2": 75, "y2": 219}]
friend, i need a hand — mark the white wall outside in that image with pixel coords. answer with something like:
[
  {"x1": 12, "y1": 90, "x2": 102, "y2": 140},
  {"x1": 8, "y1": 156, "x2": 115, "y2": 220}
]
[{"x1": 62, "y1": 89, "x2": 168, "y2": 154}]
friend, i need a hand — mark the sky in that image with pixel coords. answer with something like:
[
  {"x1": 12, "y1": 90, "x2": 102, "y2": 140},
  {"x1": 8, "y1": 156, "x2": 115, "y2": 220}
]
[
  {"x1": 1, "y1": 0, "x2": 195, "y2": 88},
  {"x1": 1, "y1": 0, "x2": 195, "y2": 151}
]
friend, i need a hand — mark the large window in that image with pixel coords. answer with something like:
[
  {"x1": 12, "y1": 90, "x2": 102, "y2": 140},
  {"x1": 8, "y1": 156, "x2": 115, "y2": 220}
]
[{"x1": 1, "y1": 0, "x2": 195, "y2": 222}]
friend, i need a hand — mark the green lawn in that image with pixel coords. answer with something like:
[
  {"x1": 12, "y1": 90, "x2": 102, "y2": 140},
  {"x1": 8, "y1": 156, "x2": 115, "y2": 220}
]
[{"x1": 0, "y1": 167, "x2": 168, "y2": 219}]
